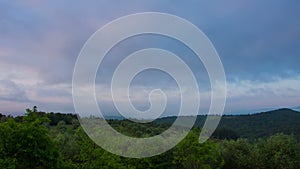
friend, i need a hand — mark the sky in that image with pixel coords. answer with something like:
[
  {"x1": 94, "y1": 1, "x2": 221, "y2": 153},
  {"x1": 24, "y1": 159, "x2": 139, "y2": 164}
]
[{"x1": 0, "y1": 0, "x2": 300, "y2": 116}]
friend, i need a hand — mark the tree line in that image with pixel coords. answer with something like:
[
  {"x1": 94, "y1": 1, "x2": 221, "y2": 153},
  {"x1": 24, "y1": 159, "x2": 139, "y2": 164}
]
[{"x1": 0, "y1": 107, "x2": 299, "y2": 169}]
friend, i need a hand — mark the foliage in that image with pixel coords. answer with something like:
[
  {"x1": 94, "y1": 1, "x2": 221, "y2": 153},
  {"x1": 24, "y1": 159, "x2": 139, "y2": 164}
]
[
  {"x1": 219, "y1": 109, "x2": 300, "y2": 140},
  {"x1": 156, "y1": 108, "x2": 300, "y2": 140},
  {"x1": 221, "y1": 138, "x2": 260, "y2": 169},
  {"x1": 172, "y1": 129, "x2": 224, "y2": 169},
  {"x1": 47, "y1": 112, "x2": 77, "y2": 126},
  {"x1": 0, "y1": 107, "x2": 62, "y2": 169},
  {"x1": 1, "y1": 107, "x2": 300, "y2": 168},
  {"x1": 212, "y1": 127, "x2": 239, "y2": 140},
  {"x1": 256, "y1": 133, "x2": 300, "y2": 169},
  {"x1": 221, "y1": 134, "x2": 300, "y2": 169}
]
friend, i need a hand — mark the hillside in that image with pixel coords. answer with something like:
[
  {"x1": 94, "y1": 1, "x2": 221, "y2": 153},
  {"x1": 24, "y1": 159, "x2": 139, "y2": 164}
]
[
  {"x1": 1, "y1": 107, "x2": 300, "y2": 168},
  {"x1": 155, "y1": 108, "x2": 300, "y2": 140},
  {"x1": 2, "y1": 108, "x2": 299, "y2": 140}
]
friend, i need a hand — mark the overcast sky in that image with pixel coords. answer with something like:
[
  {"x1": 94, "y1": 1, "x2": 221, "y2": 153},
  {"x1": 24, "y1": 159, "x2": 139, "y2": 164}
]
[{"x1": 1, "y1": 0, "x2": 300, "y2": 116}]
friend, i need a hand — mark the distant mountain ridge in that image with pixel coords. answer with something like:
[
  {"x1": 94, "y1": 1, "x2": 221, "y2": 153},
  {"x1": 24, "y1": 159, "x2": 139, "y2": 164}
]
[{"x1": 155, "y1": 108, "x2": 300, "y2": 140}]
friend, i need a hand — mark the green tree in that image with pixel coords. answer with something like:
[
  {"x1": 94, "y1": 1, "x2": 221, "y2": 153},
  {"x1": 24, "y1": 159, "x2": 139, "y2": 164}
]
[
  {"x1": 0, "y1": 107, "x2": 63, "y2": 169},
  {"x1": 257, "y1": 133, "x2": 300, "y2": 169},
  {"x1": 74, "y1": 127, "x2": 127, "y2": 169},
  {"x1": 221, "y1": 134, "x2": 300, "y2": 169},
  {"x1": 212, "y1": 127, "x2": 239, "y2": 140},
  {"x1": 172, "y1": 129, "x2": 224, "y2": 169},
  {"x1": 221, "y1": 138, "x2": 260, "y2": 169}
]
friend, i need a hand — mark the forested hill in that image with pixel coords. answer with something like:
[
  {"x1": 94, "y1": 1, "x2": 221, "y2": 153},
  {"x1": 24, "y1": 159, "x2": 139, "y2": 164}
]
[
  {"x1": 1, "y1": 108, "x2": 299, "y2": 140},
  {"x1": 0, "y1": 107, "x2": 300, "y2": 168},
  {"x1": 155, "y1": 108, "x2": 300, "y2": 140}
]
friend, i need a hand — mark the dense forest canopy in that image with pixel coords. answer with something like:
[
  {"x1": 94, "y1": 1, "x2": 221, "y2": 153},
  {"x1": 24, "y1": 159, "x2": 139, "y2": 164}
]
[
  {"x1": 156, "y1": 108, "x2": 300, "y2": 140},
  {"x1": 0, "y1": 107, "x2": 299, "y2": 169}
]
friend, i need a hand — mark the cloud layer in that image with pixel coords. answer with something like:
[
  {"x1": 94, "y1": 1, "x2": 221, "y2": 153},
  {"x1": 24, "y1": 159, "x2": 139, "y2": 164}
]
[{"x1": 0, "y1": 0, "x2": 299, "y2": 115}]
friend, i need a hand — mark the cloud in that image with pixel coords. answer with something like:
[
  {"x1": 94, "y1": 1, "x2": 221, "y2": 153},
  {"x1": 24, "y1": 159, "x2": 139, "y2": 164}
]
[
  {"x1": 0, "y1": 1, "x2": 299, "y2": 115},
  {"x1": 227, "y1": 76, "x2": 300, "y2": 98},
  {"x1": 0, "y1": 79, "x2": 29, "y2": 102},
  {"x1": 225, "y1": 75, "x2": 300, "y2": 113}
]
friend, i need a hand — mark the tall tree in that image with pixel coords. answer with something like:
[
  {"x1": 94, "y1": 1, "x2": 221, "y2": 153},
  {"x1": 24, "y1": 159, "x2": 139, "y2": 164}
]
[{"x1": 0, "y1": 107, "x2": 63, "y2": 169}]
